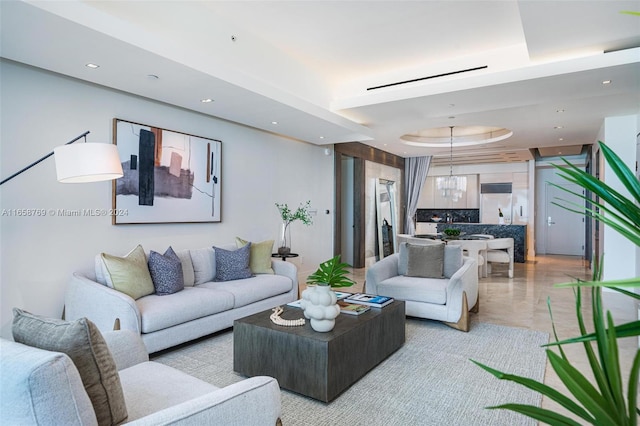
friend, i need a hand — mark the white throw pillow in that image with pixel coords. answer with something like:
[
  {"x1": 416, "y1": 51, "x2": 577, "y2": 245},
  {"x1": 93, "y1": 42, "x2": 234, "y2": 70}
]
[
  {"x1": 175, "y1": 249, "x2": 195, "y2": 287},
  {"x1": 190, "y1": 247, "x2": 216, "y2": 285}
]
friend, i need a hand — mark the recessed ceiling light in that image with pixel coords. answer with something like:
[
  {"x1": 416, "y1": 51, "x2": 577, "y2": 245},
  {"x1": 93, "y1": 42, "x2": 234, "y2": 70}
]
[
  {"x1": 602, "y1": 80, "x2": 612, "y2": 85},
  {"x1": 556, "y1": 109, "x2": 565, "y2": 113},
  {"x1": 201, "y1": 98, "x2": 213, "y2": 103},
  {"x1": 448, "y1": 116, "x2": 456, "y2": 119},
  {"x1": 319, "y1": 136, "x2": 325, "y2": 139},
  {"x1": 554, "y1": 126, "x2": 564, "y2": 129},
  {"x1": 85, "y1": 63, "x2": 100, "y2": 69},
  {"x1": 559, "y1": 138, "x2": 564, "y2": 141},
  {"x1": 271, "y1": 121, "x2": 278, "y2": 125}
]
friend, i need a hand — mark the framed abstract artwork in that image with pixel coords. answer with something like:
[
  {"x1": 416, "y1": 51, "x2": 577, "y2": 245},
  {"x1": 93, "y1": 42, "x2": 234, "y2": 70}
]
[{"x1": 112, "y1": 119, "x2": 221, "y2": 224}]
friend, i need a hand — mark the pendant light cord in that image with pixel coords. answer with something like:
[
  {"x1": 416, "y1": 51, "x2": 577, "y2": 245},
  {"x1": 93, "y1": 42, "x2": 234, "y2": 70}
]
[{"x1": 449, "y1": 126, "x2": 454, "y2": 177}]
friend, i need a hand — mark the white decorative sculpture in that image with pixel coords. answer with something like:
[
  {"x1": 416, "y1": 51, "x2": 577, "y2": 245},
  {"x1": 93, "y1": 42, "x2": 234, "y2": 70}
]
[{"x1": 299, "y1": 285, "x2": 340, "y2": 332}]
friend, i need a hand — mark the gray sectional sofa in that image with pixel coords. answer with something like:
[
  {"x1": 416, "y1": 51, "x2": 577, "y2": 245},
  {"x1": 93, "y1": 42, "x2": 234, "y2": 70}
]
[{"x1": 65, "y1": 244, "x2": 298, "y2": 353}]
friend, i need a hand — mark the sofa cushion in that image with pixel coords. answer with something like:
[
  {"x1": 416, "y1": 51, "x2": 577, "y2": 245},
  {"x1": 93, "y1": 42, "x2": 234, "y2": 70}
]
[
  {"x1": 118, "y1": 361, "x2": 218, "y2": 422},
  {"x1": 236, "y1": 237, "x2": 275, "y2": 275},
  {"x1": 12, "y1": 309, "x2": 127, "y2": 426},
  {"x1": 101, "y1": 245, "x2": 155, "y2": 300},
  {"x1": 444, "y1": 245, "x2": 463, "y2": 278},
  {"x1": 213, "y1": 244, "x2": 253, "y2": 281},
  {"x1": 406, "y1": 243, "x2": 444, "y2": 278},
  {"x1": 136, "y1": 287, "x2": 235, "y2": 333},
  {"x1": 190, "y1": 247, "x2": 216, "y2": 285},
  {"x1": 175, "y1": 249, "x2": 195, "y2": 287},
  {"x1": 148, "y1": 247, "x2": 184, "y2": 296},
  {"x1": 198, "y1": 274, "x2": 293, "y2": 308},
  {"x1": 377, "y1": 276, "x2": 448, "y2": 305}
]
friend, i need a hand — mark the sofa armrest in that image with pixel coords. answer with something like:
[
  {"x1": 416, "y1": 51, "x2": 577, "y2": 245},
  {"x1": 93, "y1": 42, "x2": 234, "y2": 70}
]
[
  {"x1": 124, "y1": 376, "x2": 281, "y2": 426},
  {"x1": 102, "y1": 331, "x2": 149, "y2": 371},
  {"x1": 65, "y1": 272, "x2": 142, "y2": 334},
  {"x1": 365, "y1": 253, "x2": 400, "y2": 295},
  {"x1": 271, "y1": 260, "x2": 298, "y2": 289},
  {"x1": 444, "y1": 257, "x2": 478, "y2": 322}
]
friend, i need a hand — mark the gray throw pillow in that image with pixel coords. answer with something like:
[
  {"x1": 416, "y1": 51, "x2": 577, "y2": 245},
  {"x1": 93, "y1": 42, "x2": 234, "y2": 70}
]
[
  {"x1": 12, "y1": 309, "x2": 127, "y2": 426},
  {"x1": 444, "y1": 245, "x2": 464, "y2": 278},
  {"x1": 398, "y1": 242, "x2": 409, "y2": 275},
  {"x1": 213, "y1": 243, "x2": 253, "y2": 281},
  {"x1": 406, "y1": 243, "x2": 445, "y2": 278},
  {"x1": 148, "y1": 246, "x2": 184, "y2": 295}
]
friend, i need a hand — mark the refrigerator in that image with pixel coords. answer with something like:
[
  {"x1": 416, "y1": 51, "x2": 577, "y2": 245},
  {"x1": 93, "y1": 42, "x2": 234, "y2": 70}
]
[
  {"x1": 480, "y1": 183, "x2": 512, "y2": 224},
  {"x1": 480, "y1": 193, "x2": 512, "y2": 224}
]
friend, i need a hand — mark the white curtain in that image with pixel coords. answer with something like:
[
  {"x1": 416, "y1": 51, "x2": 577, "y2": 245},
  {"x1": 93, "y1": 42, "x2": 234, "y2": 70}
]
[{"x1": 404, "y1": 156, "x2": 431, "y2": 234}]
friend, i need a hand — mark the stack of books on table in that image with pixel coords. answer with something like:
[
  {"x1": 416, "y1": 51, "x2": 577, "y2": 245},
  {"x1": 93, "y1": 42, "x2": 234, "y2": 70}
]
[
  {"x1": 343, "y1": 293, "x2": 394, "y2": 308},
  {"x1": 286, "y1": 291, "x2": 354, "y2": 308},
  {"x1": 337, "y1": 300, "x2": 370, "y2": 315}
]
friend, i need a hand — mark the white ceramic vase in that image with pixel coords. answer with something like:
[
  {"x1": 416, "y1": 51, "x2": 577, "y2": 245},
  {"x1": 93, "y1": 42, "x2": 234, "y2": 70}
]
[{"x1": 299, "y1": 285, "x2": 340, "y2": 332}]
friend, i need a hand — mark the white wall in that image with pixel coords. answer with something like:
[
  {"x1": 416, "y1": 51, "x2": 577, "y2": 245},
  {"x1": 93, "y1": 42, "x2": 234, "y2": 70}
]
[
  {"x1": 0, "y1": 60, "x2": 334, "y2": 338},
  {"x1": 601, "y1": 115, "x2": 638, "y2": 283}
]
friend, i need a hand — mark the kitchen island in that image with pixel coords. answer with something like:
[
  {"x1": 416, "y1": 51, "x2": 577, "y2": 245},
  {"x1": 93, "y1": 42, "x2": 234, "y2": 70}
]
[{"x1": 435, "y1": 223, "x2": 527, "y2": 262}]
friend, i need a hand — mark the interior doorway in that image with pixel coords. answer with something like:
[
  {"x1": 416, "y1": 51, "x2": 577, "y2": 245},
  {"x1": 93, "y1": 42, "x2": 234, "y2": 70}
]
[
  {"x1": 544, "y1": 182, "x2": 585, "y2": 256},
  {"x1": 535, "y1": 165, "x2": 587, "y2": 257}
]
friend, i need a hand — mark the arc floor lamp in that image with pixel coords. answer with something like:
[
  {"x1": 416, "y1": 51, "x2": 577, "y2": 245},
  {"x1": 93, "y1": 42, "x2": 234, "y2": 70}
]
[{"x1": 0, "y1": 131, "x2": 123, "y2": 185}]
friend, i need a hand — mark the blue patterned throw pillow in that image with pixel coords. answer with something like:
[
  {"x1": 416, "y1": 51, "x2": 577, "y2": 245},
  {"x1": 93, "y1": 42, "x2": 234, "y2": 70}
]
[
  {"x1": 148, "y1": 246, "x2": 184, "y2": 295},
  {"x1": 213, "y1": 243, "x2": 253, "y2": 281}
]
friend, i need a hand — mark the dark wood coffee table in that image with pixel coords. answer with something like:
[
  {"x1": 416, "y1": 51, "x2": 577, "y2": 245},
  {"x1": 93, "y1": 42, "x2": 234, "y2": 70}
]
[{"x1": 233, "y1": 300, "x2": 405, "y2": 402}]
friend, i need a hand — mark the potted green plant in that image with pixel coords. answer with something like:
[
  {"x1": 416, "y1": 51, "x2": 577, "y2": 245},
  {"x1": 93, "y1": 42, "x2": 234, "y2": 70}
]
[
  {"x1": 306, "y1": 254, "x2": 357, "y2": 288},
  {"x1": 472, "y1": 141, "x2": 640, "y2": 425},
  {"x1": 443, "y1": 228, "x2": 461, "y2": 239},
  {"x1": 275, "y1": 201, "x2": 313, "y2": 255},
  {"x1": 301, "y1": 255, "x2": 355, "y2": 332}
]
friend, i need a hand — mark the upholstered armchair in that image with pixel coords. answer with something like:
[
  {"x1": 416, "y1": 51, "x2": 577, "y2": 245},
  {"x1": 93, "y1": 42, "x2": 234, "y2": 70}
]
[
  {"x1": 365, "y1": 242, "x2": 479, "y2": 331},
  {"x1": 1, "y1": 326, "x2": 282, "y2": 425},
  {"x1": 486, "y1": 237, "x2": 514, "y2": 278}
]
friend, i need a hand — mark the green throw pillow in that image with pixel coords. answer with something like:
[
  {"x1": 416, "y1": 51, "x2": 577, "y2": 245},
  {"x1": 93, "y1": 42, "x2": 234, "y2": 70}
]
[
  {"x1": 101, "y1": 245, "x2": 154, "y2": 300},
  {"x1": 12, "y1": 309, "x2": 128, "y2": 426},
  {"x1": 236, "y1": 237, "x2": 275, "y2": 274},
  {"x1": 406, "y1": 243, "x2": 445, "y2": 278}
]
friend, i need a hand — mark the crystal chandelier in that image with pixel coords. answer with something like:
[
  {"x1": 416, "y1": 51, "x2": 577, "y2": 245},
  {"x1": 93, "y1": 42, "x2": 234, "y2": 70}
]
[{"x1": 436, "y1": 126, "x2": 467, "y2": 202}]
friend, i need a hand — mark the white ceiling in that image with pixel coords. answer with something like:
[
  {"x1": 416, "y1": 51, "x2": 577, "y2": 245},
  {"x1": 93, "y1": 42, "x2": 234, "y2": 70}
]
[{"x1": 1, "y1": 0, "x2": 639, "y2": 164}]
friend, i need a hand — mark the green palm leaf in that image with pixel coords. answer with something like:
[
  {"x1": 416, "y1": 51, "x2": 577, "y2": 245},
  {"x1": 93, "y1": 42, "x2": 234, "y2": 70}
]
[
  {"x1": 486, "y1": 404, "x2": 583, "y2": 426},
  {"x1": 471, "y1": 359, "x2": 595, "y2": 422}
]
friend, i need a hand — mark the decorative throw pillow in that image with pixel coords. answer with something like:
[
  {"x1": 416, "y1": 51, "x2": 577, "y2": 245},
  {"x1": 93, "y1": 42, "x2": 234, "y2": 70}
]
[
  {"x1": 406, "y1": 243, "x2": 445, "y2": 278},
  {"x1": 444, "y1": 245, "x2": 463, "y2": 278},
  {"x1": 190, "y1": 247, "x2": 216, "y2": 285},
  {"x1": 12, "y1": 309, "x2": 128, "y2": 426},
  {"x1": 236, "y1": 237, "x2": 275, "y2": 274},
  {"x1": 148, "y1": 247, "x2": 184, "y2": 295},
  {"x1": 101, "y1": 245, "x2": 154, "y2": 300},
  {"x1": 213, "y1": 244, "x2": 253, "y2": 281},
  {"x1": 175, "y1": 249, "x2": 195, "y2": 287}
]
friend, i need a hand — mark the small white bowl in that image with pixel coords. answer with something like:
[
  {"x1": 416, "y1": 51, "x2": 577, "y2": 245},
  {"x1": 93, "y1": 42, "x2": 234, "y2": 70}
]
[{"x1": 431, "y1": 217, "x2": 442, "y2": 222}]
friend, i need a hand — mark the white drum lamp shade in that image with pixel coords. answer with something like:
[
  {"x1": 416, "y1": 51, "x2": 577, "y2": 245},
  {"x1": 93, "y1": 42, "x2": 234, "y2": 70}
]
[{"x1": 54, "y1": 143, "x2": 123, "y2": 183}]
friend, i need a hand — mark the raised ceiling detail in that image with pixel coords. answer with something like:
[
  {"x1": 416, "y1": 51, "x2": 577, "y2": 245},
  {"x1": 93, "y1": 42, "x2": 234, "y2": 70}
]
[{"x1": 401, "y1": 126, "x2": 513, "y2": 148}]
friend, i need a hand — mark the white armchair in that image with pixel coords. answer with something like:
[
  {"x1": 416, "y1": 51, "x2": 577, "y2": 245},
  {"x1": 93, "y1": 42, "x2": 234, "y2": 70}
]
[
  {"x1": 1, "y1": 330, "x2": 282, "y2": 425},
  {"x1": 365, "y1": 243, "x2": 479, "y2": 332},
  {"x1": 486, "y1": 237, "x2": 514, "y2": 278}
]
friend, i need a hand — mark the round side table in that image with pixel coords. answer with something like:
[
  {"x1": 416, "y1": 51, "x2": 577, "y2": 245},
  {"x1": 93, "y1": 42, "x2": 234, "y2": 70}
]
[{"x1": 271, "y1": 253, "x2": 299, "y2": 261}]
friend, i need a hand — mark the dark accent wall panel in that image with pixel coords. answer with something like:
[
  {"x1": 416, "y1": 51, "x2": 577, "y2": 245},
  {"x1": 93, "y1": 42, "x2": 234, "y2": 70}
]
[{"x1": 138, "y1": 129, "x2": 155, "y2": 206}]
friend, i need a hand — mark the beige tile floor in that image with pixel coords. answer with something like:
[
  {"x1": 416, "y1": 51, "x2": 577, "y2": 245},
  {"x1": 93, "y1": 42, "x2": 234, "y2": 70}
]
[{"x1": 298, "y1": 255, "x2": 639, "y2": 422}]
